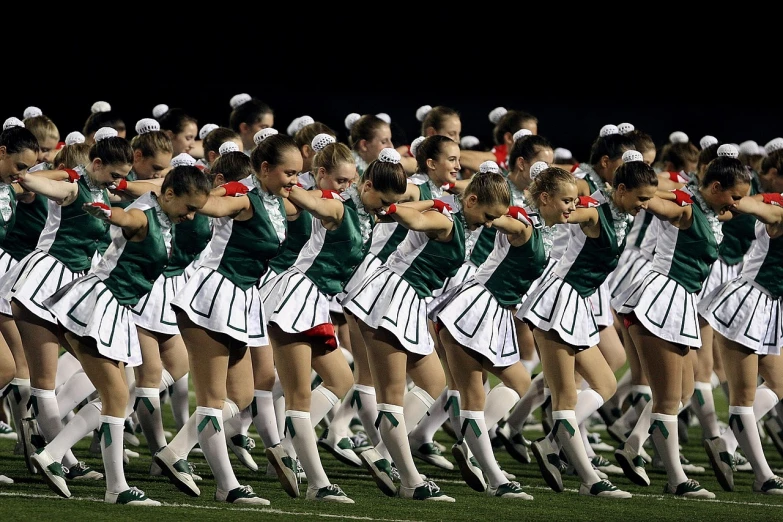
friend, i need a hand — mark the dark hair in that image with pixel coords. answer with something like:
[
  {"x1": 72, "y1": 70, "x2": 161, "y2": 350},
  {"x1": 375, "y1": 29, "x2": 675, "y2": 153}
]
[
  {"x1": 83, "y1": 111, "x2": 126, "y2": 137},
  {"x1": 613, "y1": 160, "x2": 658, "y2": 190},
  {"x1": 130, "y1": 131, "x2": 172, "y2": 158},
  {"x1": 760, "y1": 149, "x2": 783, "y2": 177},
  {"x1": 229, "y1": 98, "x2": 273, "y2": 132},
  {"x1": 420, "y1": 106, "x2": 460, "y2": 137},
  {"x1": 702, "y1": 157, "x2": 752, "y2": 189},
  {"x1": 89, "y1": 136, "x2": 133, "y2": 165},
  {"x1": 492, "y1": 109, "x2": 538, "y2": 145},
  {"x1": 0, "y1": 126, "x2": 40, "y2": 155},
  {"x1": 348, "y1": 114, "x2": 388, "y2": 152},
  {"x1": 626, "y1": 129, "x2": 655, "y2": 157},
  {"x1": 362, "y1": 158, "x2": 407, "y2": 194},
  {"x1": 508, "y1": 134, "x2": 553, "y2": 170},
  {"x1": 210, "y1": 151, "x2": 254, "y2": 183},
  {"x1": 250, "y1": 133, "x2": 298, "y2": 172},
  {"x1": 294, "y1": 122, "x2": 336, "y2": 150},
  {"x1": 588, "y1": 133, "x2": 636, "y2": 165},
  {"x1": 158, "y1": 108, "x2": 197, "y2": 136},
  {"x1": 415, "y1": 135, "x2": 456, "y2": 173},
  {"x1": 661, "y1": 142, "x2": 698, "y2": 172},
  {"x1": 464, "y1": 171, "x2": 510, "y2": 206},
  {"x1": 161, "y1": 165, "x2": 212, "y2": 196},
  {"x1": 697, "y1": 143, "x2": 719, "y2": 170},
  {"x1": 203, "y1": 127, "x2": 241, "y2": 157}
]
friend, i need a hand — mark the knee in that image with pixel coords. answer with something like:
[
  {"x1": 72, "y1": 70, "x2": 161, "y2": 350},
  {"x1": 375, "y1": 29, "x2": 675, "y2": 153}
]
[
  {"x1": 135, "y1": 364, "x2": 163, "y2": 389},
  {"x1": 593, "y1": 379, "x2": 617, "y2": 402},
  {"x1": 0, "y1": 365, "x2": 14, "y2": 388},
  {"x1": 227, "y1": 388, "x2": 253, "y2": 411}
]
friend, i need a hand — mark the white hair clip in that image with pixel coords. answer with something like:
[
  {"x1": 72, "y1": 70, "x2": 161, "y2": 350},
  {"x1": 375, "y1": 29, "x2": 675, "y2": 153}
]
[
  {"x1": 489, "y1": 107, "x2": 507, "y2": 124},
  {"x1": 717, "y1": 144, "x2": 739, "y2": 158},
  {"x1": 23, "y1": 106, "x2": 42, "y2": 119},
  {"x1": 410, "y1": 136, "x2": 426, "y2": 157},
  {"x1": 513, "y1": 129, "x2": 532, "y2": 142},
  {"x1": 2, "y1": 117, "x2": 24, "y2": 130},
  {"x1": 295, "y1": 116, "x2": 314, "y2": 134},
  {"x1": 199, "y1": 123, "x2": 219, "y2": 140},
  {"x1": 460, "y1": 135, "x2": 479, "y2": 149},
  {"x1": 254, "y1": 127, "x2": 279, "y2": 145},
  {"x1": 416, "y1": 105, "x2": 432, "y2": 122},
  {"x1": 376, "y1": 113, "x2": 391, "y2": 124},
  {"x1": 311, "y1": 133, "x2": 336, "y2": 152},
  {"x1": 529, "y1": 161, "x2": 548, "y2": 180},
  {"x1": 600, "y1": 124, "x2": 619, "y2": 137},
  {"x1": 94, "y1": 127, "x2": 118, "y2": 142},
  {"x1": 479, "y1": 161, "x2": 500, "y2": 174},
  {"x1": 739, "y1": 140, "x2": 761, "y2": 156},
  {"x1": 135, "y1": 118, "x2": 160, "y2": 135},
  {"x1": 152, "y1": 104, "x2": 169, "y2": 119},
  {"x1": 618, "y1": 122, "x2": 634, "y2": 134},
  {"x1": 91, "y1": 101, "x2": 111, "y2": 113},
  {"x1": 700, "y1": 135, "x2": 718, "y2": 150},
  {"x1": 553, "y1": 147, "x2": 572, "y2": 162},
  {"x1": 230, "y1": 93, "x2": 251, "y2": 109},
  {"x1": 669, "y1": 131, "x2": 689, "y2": 144},
  {"x1": 218, "y1": 142, "x2": 239, "y2": 155},
  {"x1": 765, "y1": 138, "x2": 783, "y2": 154},
  {"x1": 622, "y1": 150, "x2": 644, "y2": 163},
  {"x1": 171, "y1": 153, "x2": 196, "y2": 167},
  {"x1": 344, "y1": 113, "x2": 361, "y2": 131},
  {"x1": 65, "y1": 131, "x2": 86, "y2": 145},
  {"x1": 378, "y1": 148, "x2": 401, "y2": 164}
]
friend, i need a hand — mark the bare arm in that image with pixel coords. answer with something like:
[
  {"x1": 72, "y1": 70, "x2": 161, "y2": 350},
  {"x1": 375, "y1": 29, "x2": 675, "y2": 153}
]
[
  {"x1": 386, "y1": 205, "x2": 453, "y2": 238},
  {"x1": 197, "y1": 194, "x2": 252, "y2": 219},
  {"x1": 116, "y1": 180, "x2": 163, "y2": 199},
  {"x1": 732, "y1": 196, "x2": 783, "y2": 225},
  {"x1": 16, "y1": 170, "x2": 78, "y2": 205},
  {"x1": 287, "y1": 186, "x2": 344, "y2": 225},
  {"x1": 492, "y1": 215, "x2": 532, "y2": 246},
  {"x1": 83, "y1": 204, "x2": 147, "y2": 240},
  {"x1": 645, "y1": 195, "x2": 693, "y2": 228}
]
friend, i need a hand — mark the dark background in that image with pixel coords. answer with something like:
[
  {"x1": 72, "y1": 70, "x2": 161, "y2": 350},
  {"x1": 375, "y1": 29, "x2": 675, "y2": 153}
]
[{"x1": 4, "y1": 19, "x2": 777, "y2": 163}]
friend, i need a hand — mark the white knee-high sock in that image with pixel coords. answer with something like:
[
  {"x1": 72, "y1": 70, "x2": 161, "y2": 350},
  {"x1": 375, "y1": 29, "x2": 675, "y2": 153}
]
[
  {"x1": 134, "y1": 387, "x2": 166, "y2": 453},
  {"x1": 7, "y1": 378, "x2": 31, "y2": 440},
  {"x1": 445, "y1": 389, "x2": 462, "y2": 435},
  {"x1": 606, "y1": 368, "x2": 632, "y2": 411},
  {"x1": 506, "y1": 372, "x2": 545, "y2": 434},
  {"x1": 310, "y1": 385, "x2": 339, "y2": 428},
  {"x1": 55, "y1": 370, "x2": 95, "y2": 420},
  {"x1": 484, "y1": 384, "x2": 521, "y2": 429},
  {"x1": 461, "y1": 410, "x2": 506, "y2": 488},
  {"x1": 353, "y1": 384, "x2": 382, "y2": 447},
  {"x1": 630, "y1": 385, "x2": 652, "y2": 415},
  {"x1": 197, "y1": 405, "x2": 239, "y2": 492},
  {"x1": 581, "y1": 421, "x2": 596, "y2": 458},
  {"x1": 286, "y1": 410, "x2": 329, "y2": 489},
  {"x1": 251, "y1": 390, "x2": 279, "y2": 448},
  {"x1": 377, "y1": 404, "x2": 421, "y2": 488},
  {"x1": 625, "y1": 400, "x2": 653, "y2": 454},
  {"x1": 224, "y1": 404, "x2": 252, "y2": 442},
  {"x1": 167, "y1": 410, "x2": 200, "y2": 459},
  {"x1": 549, "y1": 389, "x2": 603, "y2": 454},
  {"x1": 48, "y1": 400, "x2": 102, "y2": 462},
  {"x1": 724, "y1": 384, "x2": 780, "y2": 454},
  {"x1": 168, "y1": 372, "x2": 190, "y2": 431},
  {"x1": 408, "y1": 387, "x2": 448, "y2": 446},
  {"x1": 100, "y1": 415, "x2": 129, "y2": 493},
  {"x1": 552, "y1": 410, "x2": 600, "y2": 486},
  {"x1": 54, "y1": 351, "x2": 82, "y2": 389},
  {"x1": 692, "y1": 381, "x2": 720, "y2": 439},
  {"x1": 729, "y1": 405, "x2": 774, "y2": 483},
  {"x1": 403, "y1": 386, "x2": 434, "y2": 433},
  {"x1": 650, "y1": 412, "x2": 687, "y2": 487},
  {"x1": 542, "y1": 387, "x2": 553, "y2": 429},
  {"x1": 31, "y1": 387, "x2": 78, "y2": 467},
  {"x1": 273, "y1": 380, "x2": 295, "y2": 458},
  {"x1": 328, "y1": 386, "x2": 360, "y2": 440}
]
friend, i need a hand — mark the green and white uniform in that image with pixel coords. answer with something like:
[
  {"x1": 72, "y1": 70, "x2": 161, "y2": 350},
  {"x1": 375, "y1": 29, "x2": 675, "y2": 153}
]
[
  {"x1": 261, "y1": 193, "x2": 364, "y2": 343},
  {"x1": 613, "y1": 187, "x2": 719, "y2": 347},
  {"x1": 0, "y1": 183, "x2": 18, "y2": 315},
  {"x1": 607, "y1": 209, "x2": 658, "y2": 301},
  {"x1": 0, "y1": 167, "x2": 110, "y2": 323},
  {"x1": 131, "y1": 213, "x2": 212, "y2": 335},
  {"x1": 699, "y1": 218, "x2": 783, "y2": 355},
  {"x1": 518, "y1": 191, "x2": 621, "y2": 348},
  {"x1": 43, "y1": 192, "x2": 172, "y2": 366},
  {"x1": 430, "y1": 207, "x2": 547, "y2": 366},
  {"x1": 171, "y1": 177, "x2": 285, "y2": 347},
  {"x1": 343, "y1": 199, "x2": 466, "y2": 355}
]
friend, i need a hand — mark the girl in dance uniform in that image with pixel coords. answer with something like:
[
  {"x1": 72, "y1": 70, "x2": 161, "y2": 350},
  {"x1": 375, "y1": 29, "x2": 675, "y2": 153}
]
[
  {"x1": 612, "y1": 145, "x2": 751, "y2": 498},
  {"x1": 343, "y1": 166, "x2": 513, "y2": 502},
  {"x1": 33, "y1": 164, "x2": 211, "y2": 505}
]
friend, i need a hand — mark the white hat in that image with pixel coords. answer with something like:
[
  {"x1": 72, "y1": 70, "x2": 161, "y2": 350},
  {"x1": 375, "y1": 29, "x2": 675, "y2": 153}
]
[
  {"x1": 218, "y1": 142, "x2": 239, "y2": 155},
  {"x1": 410, "y1": 136, "x2": 426, "y2": 157},
  {"x1": 65, "y1": 131, "x2": 86, "y2": 145},
  {"x1": 600, "y1": 124, "x2": 619, "y2": 137},
  {"x1": 479, "y1": 161, "x2": 500, "y2": 174},
  {"x1": 91, "y1": 101, "x2": 111, "y2": 113},
  {"x1": 739, "y1": 140, "x2": 761, "y2": 156},
  {"x1": 699, "y1": 135, "x2": 718, "y2": 150},
  {"x1": 254, "y1": 128, "x2": 279, "y2": 145},
  {"x1": 489, "y1": 107, "x2": 507, "y2": 124},
  {"x1": 513, "y1": 129, "x2": 532, "y2": 142},
  {"x1": 460, "y1": 135, "x2": 479, "y2": 149},
  {"x1": 344, "y1": 113, "x2": 361, "y2": 131},
  {"x1": 171, "y1": 153, "x2": 196, "y2": 167},
  {"x1": 152, "y1": 104, "x2": 169, "y2": 119},
  {"x1": 553, "y1": 147, "x2": 572, "y2": 162},
  {"x1": 23, "y1": 106, "x2": 43, "y2": 119},
  {"x1": 378, "y1": 148, "x2": 401, "y2": 164},
  {"x1": 135, "y1": 118, "x2": 160, "y2": 135},
  {"x1": 376, "y1": 113, "x2": 391, "y2": 124},
  {"x1": 529, "y1": 161, "x2": 548, "y2": 180},
  {"x1": 622, "y1": 150, "x2": 644, "y2": 163},
  {"x1": 199, "y1": 123, "x2": 219, "y2": 140},
  {"x1": 230, "y1": 93, "x2": 251, "y2": 109},
  {"x1": 669, "y1": 131, "x2": 689, "y2": 144},
  {"x1": 2, "y1": 117, "x2": 24, "y2": 130},
  {"x1": 717, "y1": 144, "x2": 739, "y2": 158},
  {"x1": 311, "y1": 133, "x2": 336, "y2": 152},
  {"x1": 416, "y1": 105, "x2": 432, "y2": 122},
  {"x1": 94, "y1": 127, "x2": 118, "y2": 141},
  {"x1": 764, "y1": 137, "x2": 783, "y2": 154},
  {"x1": 617, "y1": 122, "x2": 634, "y2": 134}
]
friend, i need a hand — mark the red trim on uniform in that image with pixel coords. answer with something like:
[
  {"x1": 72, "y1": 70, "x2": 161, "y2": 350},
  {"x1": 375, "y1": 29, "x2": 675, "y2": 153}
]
[
  {"x1": 302, "y1": 323, "x2": 337, "y2": 350},
  {"x1": 570, "y1": 163, "x2": 580, "y2": 173},
  {"x1": 55, "y1": 141, "x2": 65, "y2": 150},
  {"x1": 64, "y1": 168, "x2": 79, "y2": 183}
]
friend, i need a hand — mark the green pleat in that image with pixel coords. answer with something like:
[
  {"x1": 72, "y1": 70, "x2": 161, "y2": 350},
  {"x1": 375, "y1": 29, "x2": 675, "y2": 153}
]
[
  {"x1": 134, "y1": 396, "x2": 154, "y2": 414},
  {"x1": 444, "y1": 395, "x2": 460, "y2": 417},
  {"x1": 461, "y1": 418, "x2": 481, "y2": 439},
  {"x1": 552, "y1": 418, "x2": 575, "y2": 438},
  {"x1": 350, "y1": 390, "x2": 362, "y2": 410},
  {"x1": 374, "y1": 410, "x2": 399, "y2": 429},
  {"x1": 197, "y1": 415, "x2": 221, "y2": 434},
  {"x1": 285, "y1": 416, "x2": 296, "y2": 438},
  {"x1": 729, "y1": 414, "x2": 744, "y2": 433},
  {"x1": 648, "y1": 419, "x2": 669, "y2": 439},
  {"x1": 100, "y1": 422, "x2": 113, "y2": 447}
]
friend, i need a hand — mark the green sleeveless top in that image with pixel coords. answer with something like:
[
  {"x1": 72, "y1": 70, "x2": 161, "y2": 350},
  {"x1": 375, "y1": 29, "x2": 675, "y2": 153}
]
[
  {"x1": 269, "y1": 209, "x2": 312, "y2": 274},
  {"x1": 2, "y1": 193, "x2": 46, "y2": 260},
  {"x1": 0, "y1": 185, "x2": 16, "y2": 244},
  {"x1": 163, "y1": 214, "x2": 211, "y2": 277}
]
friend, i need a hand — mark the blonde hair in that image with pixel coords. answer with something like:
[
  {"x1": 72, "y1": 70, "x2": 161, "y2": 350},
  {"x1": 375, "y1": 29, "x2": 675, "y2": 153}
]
[
  {"x1": 463, "y1": 172, "x2": 510, "y2": 206},
  {"x1": 53, "y1": 143, "x2": 91, "y2": 169},
  {"x1": 23, "y1": 115, "x2": 59, "y2": 143},
  {"x1": 528, "y1": 166, "x2": 577, "y2": 207},
  {"x1": 311, "y1": 141, "x2": 354, "y2": 174}
]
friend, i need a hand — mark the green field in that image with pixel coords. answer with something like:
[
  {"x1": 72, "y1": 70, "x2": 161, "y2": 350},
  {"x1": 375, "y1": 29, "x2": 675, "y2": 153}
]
[{"x1": 2, "y1": 385, "x2": 783, "y2": 522}]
